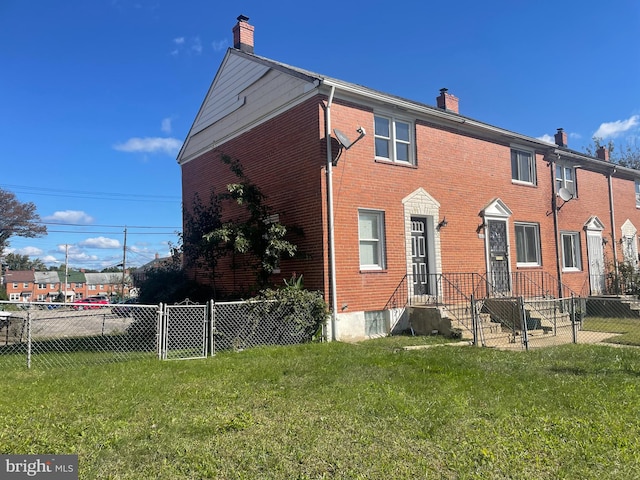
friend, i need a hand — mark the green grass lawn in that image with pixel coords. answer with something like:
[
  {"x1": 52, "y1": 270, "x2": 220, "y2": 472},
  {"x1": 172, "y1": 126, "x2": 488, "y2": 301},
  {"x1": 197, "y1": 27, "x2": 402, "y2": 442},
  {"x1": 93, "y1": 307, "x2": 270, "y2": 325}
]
[
  {"x1": 2, "y1": 337, "x2": 640, "y2": 479},
  {"x1": 583, "y1": 316, "x2": 640, "y2": 346}
]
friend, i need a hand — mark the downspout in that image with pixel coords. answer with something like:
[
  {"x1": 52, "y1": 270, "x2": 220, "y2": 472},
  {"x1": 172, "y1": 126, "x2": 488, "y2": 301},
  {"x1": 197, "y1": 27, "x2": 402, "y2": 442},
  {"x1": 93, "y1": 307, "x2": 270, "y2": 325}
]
[
  {"x1": 548, "y1": 153, "x2": 564, "y2": 298},
  {"x1": 325, "y1": 86, "x2": 338, "y2": 341},
  {"x1": 608, "y1": 170, "x2": 619, "y2": 281}
]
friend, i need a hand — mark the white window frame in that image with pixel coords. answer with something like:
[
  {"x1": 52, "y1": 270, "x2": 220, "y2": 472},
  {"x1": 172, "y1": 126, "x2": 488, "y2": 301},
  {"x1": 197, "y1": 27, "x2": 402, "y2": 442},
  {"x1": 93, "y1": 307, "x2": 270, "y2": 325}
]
[
  {"x1": 358, "y1": 209, "x2": 386, "y2": 270},
  {"x1": 635, "y1": 181, "x2": 640, "y2": 208},
  {"x1": 515, "y1": 222, "x2": 541, "y2": 266},
  {"x1": 561, "y1": 232, "x2": 582, "y2": 271},
  {"x1": 9, "y1": 293, "x2": 20, "y2": 301},
  {"x1": 374, "y1": 114, "x2": 414, "y2": 164},
  {"x1": 556, "y1": 163, "x2": 576, "y2": 196},
  {"x1": 511, "y1": 147, "x2": 536, "y2": 185}
]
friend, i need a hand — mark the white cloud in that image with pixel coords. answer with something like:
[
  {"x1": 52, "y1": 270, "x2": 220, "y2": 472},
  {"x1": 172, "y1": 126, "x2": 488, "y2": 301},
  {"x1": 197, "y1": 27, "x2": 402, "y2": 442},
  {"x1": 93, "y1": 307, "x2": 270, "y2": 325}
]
[
  {"x1": 191, "y1": 37, "x2": 202, "y2": 55},
  {"x1": 11, "y1": 246, "x2": 43, "y2": 256},
  {"x1": 593, "y1": 115, "x2": 640, "y2": 139},
  {"x1": 212, "y1": 39, "x2": 227, "y2": 52},
  {"x1": 171, "y1": 36, "x2": 203, "y2": 56},
  {"x1": 44, "y1": 210, "x2": 94, "y2": 224},
  {"x1": 537, "y1": 134, "x2": 555, "y2": 144},
  {"x1": 41, "y1": 255, "x2": 60, "y2": 265},
  {"x1": 161, "y1": 117, "x2": 172, "y2": 134},
  {"x1": 79, "y1": 237, "x2": 121, "y2": 249},
  {"x1": 113, "y1": 137, "x2": 182, "y2": 155}
]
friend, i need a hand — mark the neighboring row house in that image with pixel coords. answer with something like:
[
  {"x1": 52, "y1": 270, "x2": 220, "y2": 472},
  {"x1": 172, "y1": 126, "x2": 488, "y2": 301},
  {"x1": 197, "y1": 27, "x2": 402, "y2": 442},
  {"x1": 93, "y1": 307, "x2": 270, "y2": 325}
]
[
  {"x1": 178, "y1": 16, "x2": 640, "y2": 341},
  {"x1": 3, "y1": 271, "x2": 132, "y2": 302}
]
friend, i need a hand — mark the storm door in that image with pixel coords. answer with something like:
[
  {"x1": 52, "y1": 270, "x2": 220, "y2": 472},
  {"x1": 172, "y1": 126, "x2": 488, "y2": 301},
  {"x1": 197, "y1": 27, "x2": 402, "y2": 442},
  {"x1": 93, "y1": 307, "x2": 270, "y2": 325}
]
[
  {"x1": 487, "y1": 219, "x2": 510, "y2": 294},
  {"x1": 411, "y1": 217, "x2": 429, "y2": 295},
  {"x1": 587, "y1": 230, "x2": 605, "y2": 295}
]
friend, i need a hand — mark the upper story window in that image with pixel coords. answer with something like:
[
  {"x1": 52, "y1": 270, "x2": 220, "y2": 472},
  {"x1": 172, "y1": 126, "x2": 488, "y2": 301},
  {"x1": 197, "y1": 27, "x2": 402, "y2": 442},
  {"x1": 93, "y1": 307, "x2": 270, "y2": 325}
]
[
  {"x1": 556, "y1": 163, "x2": 576, "y2": 196},
  {"x1": 358, "y1": 209, "x2": 386, "y2": 270},
  {"x1": 515, "y1": 222, "x2": 541, "y2": 266},
  {"x1": 374, "y1": 115, "x2": 413, "y2": 164},
  {"x1": 38, "y1": 283, "x2": 47, "y2": 289},
  {"x1": 511, "y1": 147, "x2": 536, "y2": 185},
  {"x1": 635, "y1": 181, "x2": 640, "y2": 208}
]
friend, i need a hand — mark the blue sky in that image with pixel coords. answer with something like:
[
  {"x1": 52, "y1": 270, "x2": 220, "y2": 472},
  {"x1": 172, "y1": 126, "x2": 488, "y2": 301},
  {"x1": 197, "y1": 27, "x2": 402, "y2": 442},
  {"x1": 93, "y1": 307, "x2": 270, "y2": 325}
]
[{"x1": 2, "y1": 0, "x2": 639, "y2": 270}]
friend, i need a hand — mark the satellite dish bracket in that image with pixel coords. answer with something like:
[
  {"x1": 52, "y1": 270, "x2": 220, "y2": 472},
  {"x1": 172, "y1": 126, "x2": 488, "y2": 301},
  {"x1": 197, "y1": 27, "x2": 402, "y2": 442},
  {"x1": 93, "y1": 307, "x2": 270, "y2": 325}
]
[
  {"x1": 332, "y1": 127, "x2": 366, "y2": 166},
  {"x1": 556, "y1": 187, "x2": 574, "y2": 212}
]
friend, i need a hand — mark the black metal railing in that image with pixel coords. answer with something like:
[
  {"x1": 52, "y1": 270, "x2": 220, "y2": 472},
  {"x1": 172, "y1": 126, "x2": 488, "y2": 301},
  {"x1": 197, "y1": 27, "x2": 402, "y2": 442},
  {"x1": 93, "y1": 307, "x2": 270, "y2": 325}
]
[{"x1": 384, "y1": 271, "x2": 577, "y2": 313}]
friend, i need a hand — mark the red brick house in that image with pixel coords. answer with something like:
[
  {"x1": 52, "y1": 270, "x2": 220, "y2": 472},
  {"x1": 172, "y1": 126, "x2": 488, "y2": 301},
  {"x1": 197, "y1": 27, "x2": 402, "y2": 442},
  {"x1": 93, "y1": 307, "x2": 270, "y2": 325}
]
[
  {"x1": 3, "y1": 270, "x2": 132, "y2": 302},
  {"x1": 178, "y1": 16, "x2": 640, "y2": 341}
]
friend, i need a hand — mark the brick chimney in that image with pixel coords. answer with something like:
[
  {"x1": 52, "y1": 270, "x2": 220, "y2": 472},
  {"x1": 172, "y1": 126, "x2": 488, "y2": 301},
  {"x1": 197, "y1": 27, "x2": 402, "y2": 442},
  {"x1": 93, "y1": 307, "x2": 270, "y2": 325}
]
[
  {"x1": 233, "y1": 15, "x2": 254, "y2": 53},
  {"x1": 596, "y1": 145, "x2": 610, "y2": 162},
  {"x1": 554, "y1": 128, "x2": 567, "y2": 147},
  {"x1": 436, "y1": 88, "x2": 459, "y2": 114}
]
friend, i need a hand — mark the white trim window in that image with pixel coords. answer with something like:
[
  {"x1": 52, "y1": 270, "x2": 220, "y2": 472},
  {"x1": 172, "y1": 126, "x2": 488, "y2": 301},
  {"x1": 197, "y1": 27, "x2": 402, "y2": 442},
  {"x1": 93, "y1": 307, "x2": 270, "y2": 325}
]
[
  {"x1": 635, "y1": 181, "x2": 640, "y2": 208},
  {"x1": 556, "y1": 163, "x2": 576, "y2": 196},
  {"x1": 515, "y1": 222, "x2": 541, "y2": 266},
  {"x1": 374, "y1": 115, "x2": 413, "y2": 164},
  {"x1": 561, "y1": 232, "x2": 582, "y2": 271},
  {"x1": 358, "y1": 209, "x2": 386, "y2": 270},
  {"x1": 511, "y1": 147, "x2": 536, "y2": 185},
  {"x1": 9, "y1": 293, "x2": 20, "y2": 301}
]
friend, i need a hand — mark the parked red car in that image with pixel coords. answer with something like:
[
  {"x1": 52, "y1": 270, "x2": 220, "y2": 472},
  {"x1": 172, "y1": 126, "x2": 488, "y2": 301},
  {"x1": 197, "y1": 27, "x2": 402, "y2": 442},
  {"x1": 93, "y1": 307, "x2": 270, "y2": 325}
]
[{"x1": 72, "y1": 295, "x2": 110, "y2": 310}]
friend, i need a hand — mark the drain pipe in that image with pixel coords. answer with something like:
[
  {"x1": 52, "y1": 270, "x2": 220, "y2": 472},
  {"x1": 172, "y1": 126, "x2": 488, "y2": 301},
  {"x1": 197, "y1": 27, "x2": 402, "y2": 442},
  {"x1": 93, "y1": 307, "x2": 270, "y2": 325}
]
[
  {"x1": 607, "y1": 169, "x2": 619, "y2": 280},
  {"x1": 548, "y1": 153, "x2": 564, "y2": 298},
  {"x1": 325, "y1": 85, "x2": 338, "y2": 341}
]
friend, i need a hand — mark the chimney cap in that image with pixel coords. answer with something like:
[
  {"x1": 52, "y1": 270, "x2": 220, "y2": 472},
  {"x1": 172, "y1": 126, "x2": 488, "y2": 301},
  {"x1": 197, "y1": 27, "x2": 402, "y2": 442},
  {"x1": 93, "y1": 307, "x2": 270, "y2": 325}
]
[{"x1": 237, "y1": 14, "x2": 249, "y2": 22}]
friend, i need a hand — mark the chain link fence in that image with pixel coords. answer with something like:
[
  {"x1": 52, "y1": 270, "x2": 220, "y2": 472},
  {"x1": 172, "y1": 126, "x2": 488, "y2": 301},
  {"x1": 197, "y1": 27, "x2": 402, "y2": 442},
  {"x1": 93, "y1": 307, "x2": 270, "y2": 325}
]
[
  {"x1": 464, "y1": 295, "x2": 640, "y2": 350},
  {"x1": 0, "y1": 298, "x2": 322, "y2": 368},
  {"x1": 212, "y1": 300, "x2": 318, "y2": 353},
  {"x1": 0, "y1": 300, "x2": 161, "y2": 368}
]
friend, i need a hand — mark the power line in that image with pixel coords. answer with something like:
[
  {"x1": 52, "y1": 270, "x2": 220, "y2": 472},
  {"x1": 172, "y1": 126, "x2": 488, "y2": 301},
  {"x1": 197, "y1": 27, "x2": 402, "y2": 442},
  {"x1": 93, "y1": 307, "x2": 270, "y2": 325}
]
[
  {"x1": 1, "y1": 183, "x2": 181, "y2": 203},
  {"x1": 39, "y1": 222, "x2": 181, "y2": 229}
]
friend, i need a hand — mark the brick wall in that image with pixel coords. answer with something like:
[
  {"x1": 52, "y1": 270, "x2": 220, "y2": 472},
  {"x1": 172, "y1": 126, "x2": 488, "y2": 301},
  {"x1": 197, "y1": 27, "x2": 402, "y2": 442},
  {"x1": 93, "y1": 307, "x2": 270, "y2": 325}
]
[{"x1": 181, "y1": 92, "x2": 640, "y2": 312}]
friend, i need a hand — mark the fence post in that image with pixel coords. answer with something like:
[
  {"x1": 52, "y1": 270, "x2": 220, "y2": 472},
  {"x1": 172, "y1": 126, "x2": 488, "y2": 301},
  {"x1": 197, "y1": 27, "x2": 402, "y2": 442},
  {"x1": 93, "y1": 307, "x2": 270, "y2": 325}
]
[
  {"x1": 519, "y1": 296, "x2": 529, "y2": 351},
  {"x1": 571, "y1": 295, "x2": 577, "y2": 344},
  {"x1": 26, "y1": 304, "x2": 32, "y2": 369},
  {"x1": 471, "y1": 295, "x2": 478, "y2": 346},
  {"x1": 157, "y1": 303, "x2": 164, "y2": 360},
  {"x1": 209, "y1": 299, "x2": 215, "y2": 356}
]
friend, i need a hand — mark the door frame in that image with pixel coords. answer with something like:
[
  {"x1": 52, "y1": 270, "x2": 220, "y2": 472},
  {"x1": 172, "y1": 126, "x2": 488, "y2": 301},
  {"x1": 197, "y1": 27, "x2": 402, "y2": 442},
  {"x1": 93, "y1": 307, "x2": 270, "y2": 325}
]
[
  {"x1": 403, "y1": 188, "x2": 442, "y2": 300},
  {"x1": 481, "y1": 199, "x2": 513, "y2": 295},
  {"x1": 585, "y1": 216, "x2": 606, "y2": 296}
]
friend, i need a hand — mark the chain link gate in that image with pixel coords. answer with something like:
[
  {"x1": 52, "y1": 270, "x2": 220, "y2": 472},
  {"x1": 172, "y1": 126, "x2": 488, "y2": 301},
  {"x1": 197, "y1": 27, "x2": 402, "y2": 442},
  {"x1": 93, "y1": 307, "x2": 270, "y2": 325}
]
[{"x1": 161, "y1": 302, "x2": 209, "y2": 360}]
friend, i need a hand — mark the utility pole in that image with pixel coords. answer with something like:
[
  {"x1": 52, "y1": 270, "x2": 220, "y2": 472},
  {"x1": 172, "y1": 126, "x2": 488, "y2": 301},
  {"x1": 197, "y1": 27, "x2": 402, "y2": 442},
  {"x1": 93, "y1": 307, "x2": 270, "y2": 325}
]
[
  {"x1": 121, "y1": 228, "x2": 127, "y2": 299},
  {"x1": 64, "y1": 244, "x2": 69, "y2": 304}
]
